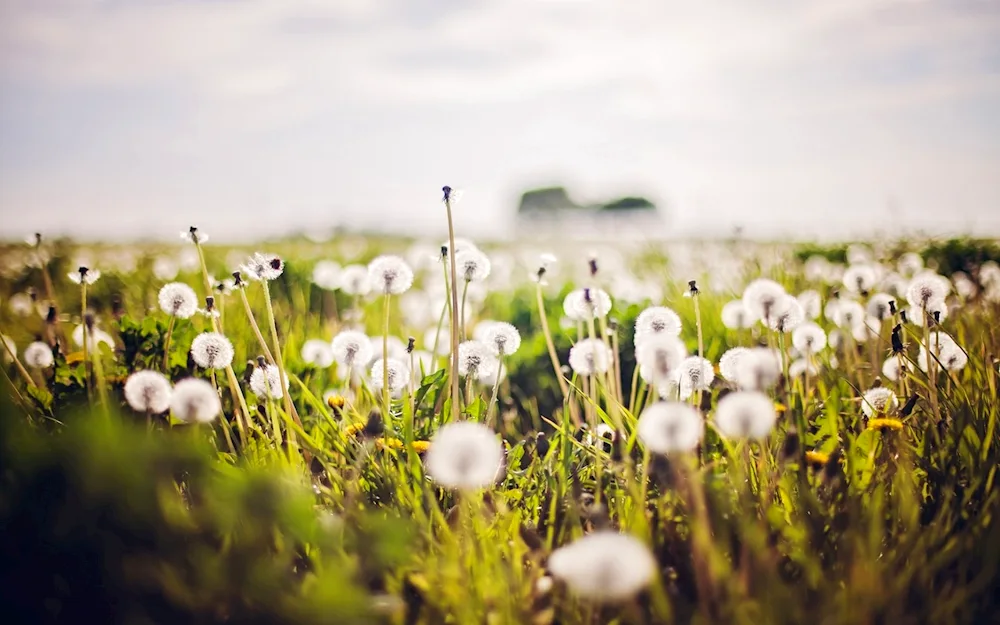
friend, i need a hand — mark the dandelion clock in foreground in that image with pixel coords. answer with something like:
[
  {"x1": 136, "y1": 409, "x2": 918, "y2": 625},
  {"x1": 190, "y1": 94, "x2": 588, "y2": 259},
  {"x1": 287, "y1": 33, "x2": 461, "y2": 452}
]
[
  {"x1": 249, "y1": 364, "x2": 288, "y2": 400},
  {"x1": 124, "y1": 370, "x2": 173, "y2": 414},
  {"x1": 638, "y1": 402, "x2": 704, "y2": 454},
  {"x1": 170, "y1": 378, "x2": 221, "y2": 424},
  {"x1": 715, "y1": 391, "x2": 777, "y2": 440},
  {"x1": 369, "y1": 358, "x2": 410, "y2": 395},
  {"x1": 568, "y1": 338, "x2": 613, "y2": 376},
  {"x1": 861, "y1": 387, "x2": 898, "y2": 418},
  {"x1": 547, "y1": 531, "x2": 656, "y2": 603},
  {"x1": 190, "y1": 332, "x2": 234, "y2": 370},
  {"x1": 425, "y1": 422, "x2": 505, "y2": 490},
  {"x1": 23, "y1": 341, "x2": 54, "y2": 369}
]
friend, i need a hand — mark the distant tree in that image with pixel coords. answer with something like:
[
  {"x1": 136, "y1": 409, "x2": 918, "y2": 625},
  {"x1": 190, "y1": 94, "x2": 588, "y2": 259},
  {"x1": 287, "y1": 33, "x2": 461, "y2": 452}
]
[
  {"x1": 517, "y1": 187, "x2": 580, "y2": 213},
  {"x1": 601, "y1": 196, "x2": 655, "y2": 211}
]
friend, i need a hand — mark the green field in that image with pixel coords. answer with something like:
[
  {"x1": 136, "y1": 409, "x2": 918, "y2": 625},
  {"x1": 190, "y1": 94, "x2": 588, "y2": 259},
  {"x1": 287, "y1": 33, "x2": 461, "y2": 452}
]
[{"x1": 1, "y1": 228, "x2": 999, "y2": 624}]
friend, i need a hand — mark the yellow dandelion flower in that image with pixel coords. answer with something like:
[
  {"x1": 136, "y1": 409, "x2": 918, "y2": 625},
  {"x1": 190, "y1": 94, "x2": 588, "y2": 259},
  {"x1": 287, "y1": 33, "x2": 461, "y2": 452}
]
[
  {"x1": 774, "y1": 402, "x2": 787, "y2": 413},
  {"x1": 805, "y1": 450, "x2": 829, "y2": 468},
  {"x1": 326, "y1": 394, "x2": 346, "y2": 410},
  {"x1": 411, "y1": 440, "x2": 431, "y2": 454},
  {"x1": 867, "y1": 417, "x2": 904, "y2": 432},
  {"x1": 376, "y1": 437, "x2": 404, "y2": 451},
  {"x1": 344, "y1": 423, "x2": 364, "y2": 437}
]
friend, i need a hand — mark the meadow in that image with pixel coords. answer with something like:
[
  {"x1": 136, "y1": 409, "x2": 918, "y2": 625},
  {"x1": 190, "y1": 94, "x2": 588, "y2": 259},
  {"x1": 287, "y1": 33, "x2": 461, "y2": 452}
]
[{"x1": 1, "y1": 202, "x2": 999, "y2": 624}]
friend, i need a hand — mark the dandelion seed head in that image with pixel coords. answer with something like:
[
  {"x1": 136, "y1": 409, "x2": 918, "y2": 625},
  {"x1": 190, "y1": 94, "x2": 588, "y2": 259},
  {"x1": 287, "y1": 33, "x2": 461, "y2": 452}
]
[
  {"x1": 851, "y1": 316, "x2": 882, "y2": 342},
  {"x1": 788, "y1": 358, "x2": 819, "y2": 378},
  {"x1": 301, "y1": 339, "x2": 335, "y2": 368},
  {"x1": 882, "y1": 356, "x2": 905, "y2": 382},
  {"x1": 180, "y1": 228, "x2": 208, "y2": 244},
  {"x1": 23, "y1": 341, "x2": 54, "y2": 368},
  {"x1": 425, "y1": 422, "x2": 504, "y2": 490},
  {"x1": 249, "y1": 364, "x2": 288, "y2": 399},
  {"x1": 338, "y1": 264, "x2": 372, "y2": 296},
  {"x1": 455, "y1": 247, "x2": 491, "y2": 282},
  {"x1": 547, "y1": 532, "x2": 656, "y2": 602},
  {"x1": 791, "y1": 322, "x2": 827, "y2": 353},
  {"x1": 240, "y1": 253, "x2": 284, "y2": 281},
  {"x1": 190, "y1": 332, "x2": 234, "y2": 370},
  {"x1": 906, "y1": 273, "x2": 950, "y2": 309},
  {"x1": 369, "y1": 358, "x2": 410, "y2": 393},
  {"x1": 796, "y1": 290, "x2": 822, "y2": 319},
  {"x1": 157, "y1": 282, "x2": 198, "y2": 319},
  {"x1": 563, "y1": 288, "x2": 612, "y2": 321},
  {"x1": 68, "y1": 267, "x2": 101, "y2": 285},
  {"x1": 906, "y1": 299, "x2": 948, "y2": 326},
  {"x1": 368, "y1": 255, "x2": 414, "y2": 295},
  {"x1": 170, "y1": 378, "x2": 221, "y2": 424},
  {"x1": 331, "y1": 330, "x2": 373, "y2": 369},
  {"x1": 742, "y1": 278, "x2": 786, "y2": 323},
  {"x1": 715, "y1": 391, "x2": 777, "y2": 440},
  {"x1": 832, "y1": 300, "x2": 865, "y2": 329},
  {"x1": 866, "y1": 293, "x2": 896, "y2": 321},
  {"x1": 861, "y1": 387, "x2": 898, "y2": 418},
  {"x1": 765, "y1": 295, "x2": 805, "y2": 332},
  {"x1": 734, "y1": 347, "x2": 781, "y2": 391},
  {"x1": 124, "y1": 370, "x2": 172, "y2": 413},
  {"x1": 8, "y1": 292, "x2": 34, "y2": 317},
  {"x1": 721, "y1": 300, "x2": 753, "y2": 329},
  {"x1": 634, "y1": 306, "x2": 682, "y2": 344},
  {"x1": 719, "y1": 347, "x2": 750, "y2": 382},
  {"x1": 569, "y1": 338, "x2": 614, "y2": 376},
  {"x1": 312, "y1": 260, "x2": 341, "y2": 290},
  {"x1": 636, "y1": 335, "x2": 685, "y2": 385},
  {"x1": 72, "y1": 324, "x2": 114, "y2": 350},
  {"x1": 897, "y1": 252, "x2": 924, "y2": 276},
  {"x1": 457, "y1": 340, "x2": 499, "y2": 379},
  {"x1": 843, "y1": 264, "x2": 878, "y2": 294},
  {"x1": 482, "y1": 321, "x2": 521, "y2": 356},
  {"x1": 678, "y1": 356, "x2": 715, "y2": 392},
  {"x1": 638, "y1": 402, "x2": 704, "y2": 454}
]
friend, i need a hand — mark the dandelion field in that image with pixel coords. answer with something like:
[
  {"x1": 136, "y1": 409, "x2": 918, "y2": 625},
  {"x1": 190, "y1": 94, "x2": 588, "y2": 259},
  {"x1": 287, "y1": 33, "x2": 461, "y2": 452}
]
[{"x1": 2, "y1": 215, "x2": 1000, "y2": 624}]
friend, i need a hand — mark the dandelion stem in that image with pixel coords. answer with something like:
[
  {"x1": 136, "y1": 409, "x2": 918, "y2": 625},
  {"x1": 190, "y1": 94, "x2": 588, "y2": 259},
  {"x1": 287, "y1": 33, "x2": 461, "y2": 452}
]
[
  {"x1": 693, "y1": 292, "x2": 705, "y2": 407},
  {"x1": 239, "y1": 288, "x2": 275, "y2": 364},
  {"x1": 162, "y1": 315, "x2": 176, "y2": 373},
  {"x1": 534, "y1": 283, "x2": 579, "y2": 426},
  {"x1": 262, "y1": 280, "x2": 302, "y2": 451},
  {"x1": 444, "y1": 194, "x2": 461, "y2": 423},
  {"x1": 0, "y1": 329, "x2": 35, "y2": 389},
  {"x1": 459, "y1": 280, "x2": 470, "y2": 342},
  {"x1": 486, "y1": 355, "x2": 503, "y2": 427},
  {"x1": 382, "y1": 292, "x2": 391, "y2": 418}
]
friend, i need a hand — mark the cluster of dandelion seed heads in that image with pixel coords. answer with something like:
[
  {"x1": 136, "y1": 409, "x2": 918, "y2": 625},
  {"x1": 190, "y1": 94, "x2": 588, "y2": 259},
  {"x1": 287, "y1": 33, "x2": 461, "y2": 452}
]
[{"x1": 190, "y1": 332, "x2": 235, "y2": 370}]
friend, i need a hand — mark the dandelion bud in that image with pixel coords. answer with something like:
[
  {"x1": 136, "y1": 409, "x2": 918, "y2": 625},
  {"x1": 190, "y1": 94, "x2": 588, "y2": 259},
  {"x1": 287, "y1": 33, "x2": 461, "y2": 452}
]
[
  {"x1": 442, "y1": 185, "x2": 452, "y2": 201},
  {"x1": 715, "y1": 391, "x2": 777, "y2": 440},
  {"x1": 406, "y1": 337, "x2": 416, "y2": 354},
  {"x1": 242, "y1": 360, "x2": 255, "y2": 385},
  {"x1": 232, "y1": 271, "x2": 245, "y2": 287},
  {"x1": 901, "y1": 393, "x2": 919, "y2": 416},
  {"x1": 891, "y1": 324, "x2": 904, "y2": 354},
  {"x1": 170, "y1": 378, "x2": 221, "y2": 423},
  {"x1": 547, "y1": 532, "x2": 655, "y2": 603},
  {"x1": 123, "y1": 370, "x2": 172, "y2": 414},
  {"x1": 588, "y1": 255, "x2": 598, "y2": 277},
  {"x1": 688, "y1": 279, "x2": 699, "y2": 295},
  {"x1": 68, "y1": 266, "x2": 101, "y2": 285},
  {"x1": 888, "y1": 299, "x2": 897, "y2": 315},
  {"x1": 190, "y1": 332, "x2": 234, "y2": 370},
  {"x1": 425, "y1": 422, "x2": 505, "y2": 490},
  {"x1": 363, "y1": 410, "x2": 385, "y2": 437}
]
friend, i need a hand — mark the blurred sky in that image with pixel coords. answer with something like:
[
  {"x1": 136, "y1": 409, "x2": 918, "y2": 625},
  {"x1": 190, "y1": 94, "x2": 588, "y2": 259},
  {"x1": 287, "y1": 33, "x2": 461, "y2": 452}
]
[{"x1": 1, "y1": 0, "x2": 999, "y2": 242}]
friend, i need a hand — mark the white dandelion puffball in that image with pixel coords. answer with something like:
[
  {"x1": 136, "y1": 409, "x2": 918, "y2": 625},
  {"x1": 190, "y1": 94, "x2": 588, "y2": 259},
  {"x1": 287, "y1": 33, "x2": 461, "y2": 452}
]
[
  {"x1": 852, "y1": 316, "x2": 882, "y2": 343},
  {"x1": 457, "y1": 340, "x2": 500, "y2": 379},
  {"x1": 719, "y1": 347, "x2": 750, "y2": 382},
  {"x1": 906, "y1": 300, "x2": 948, "y2": 326},
  {"x1": 23, "y1": 341, "x2": 54, "y2": 369},
  {"x1": 240, "y1": 253, "x2": 284, "y2": 281},
  {"x1": 368, "y1": 255, "x2": 414, "y2": 295},
  {"x1": 634, "y1": 306, "x2": 682, "y2": 344},
  {"x1": 678, "y1": 356, "x2": 715, "y2": 392},
  {"x1": 369, "y1": 358, "x2": 410, "y2": 393},
  {"x1": 190, "y1": 332, "x2": 234, "y2": 370},
  {"x1": 482, "y1": 321, "x2": 521, "y2": 356},
  {"x1": 843, "y1": 264, "x2": 878, "y2": 294},
  {"x1": 548, "y1": 532, "x2": 656, "y2": 603},
  {"x1": 152, "y1": 257, "x2": 179, "y2": 281},
  {"x1": 715, "y1": 391, "x2": 777, "y2": 440},
  {"x1": 170, "y1": 378, "x2": 221, "y2": 424},
  {"x1": 72, "y1": 325, "x2": 115, "y2": 350},
  {"x1": 765, "y1": 295, "x2": 804, "y2": 332},
  {"x1": 249, "y1": 364, "x2": 288, "y2": 399},
  {"x1": 742, "y1": 278, "x2": 787, "y2": 323},
  {"x1": 331, "y1": 330, "x2": 374, "y2": 369},
  {"x1": 917, "y1": 332, "x2": 966, "y2": 373},
  {"x1": 788, "y1": 358, "x2": 819, "y2": 378},
  {"x1": 455, "y1": 247, "x2": 491, "y2": 282},
  {"x1": 721, "y1": 300, "x2": 753, "y2": 329},
  {"x1": 338, "y1": 264, "x2": 371, "y2": 296},
  {"x1": 792, "y1": 323, "x2": 827, "y2": 353},
  {"x1": 734, "y1": 348, "x2": 781, "y2": 391},
  {"x1": 8, "y1": 292, "x2": 34, "y2": 316},
  {"x1": 568, "y1": 338, "x2": 614, "y2": 376},
  {"x1": 636, "y1": 335, "x2": 686, "y2": 386},
  {"x1": 939, "y1": 345, "x2": 969, "y2": 372},
  {"x1": 312, "y1": 260, "x2": 341, "y2": 290},
  {"x1": 796, "y1": 290, "x2": 822, "y2": 319},
  {"x1": 563, "y1": 288, "x2": 612, "y2": 321},
  {"x1": 301, "y1": 339, "x2": 335, "y2": 368},
  {"x1": 898, "y1": 252, "x2": 924, "y2": 276},
  {"x1": 906, "y1": 273, "x2": 950, "y2": 309},
  {"x1": 832, "y1": 300, "x2": 865, "y2": 329},
  {"x1": 124, "y1": 370, "x2": 173, "y2": 414},
  {"x1": 157, "y1": 282, "x2": 198, "y2": 319},
  {"x1": 472, "y1": 320, "x2": 502, "y2": 343},
  {"x1": 425, "y1": 422, "x2": 505, "y2": 490},
  {"x1": 861, "y1": 387, "x2": 898, "y2": 418},
  {"x1": 638, "y1": 402, "x2": 704, "y2": 454},
  {"x1": 866, "y1": 293, "x2": 896, "y2": 321},
  {"x1": 882, "y1": 356, "x2": 905, "y2": 382},
  {"x1": 68, "y1": 267, "x2": 101, "y2": 285}
]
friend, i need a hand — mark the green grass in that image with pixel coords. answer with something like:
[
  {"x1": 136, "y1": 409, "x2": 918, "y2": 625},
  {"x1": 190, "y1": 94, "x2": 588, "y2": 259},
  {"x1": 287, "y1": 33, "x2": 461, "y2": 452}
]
[{"x1": 1, "y1": 234, "x2": 998, "y2": 624}]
